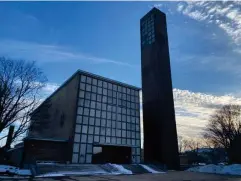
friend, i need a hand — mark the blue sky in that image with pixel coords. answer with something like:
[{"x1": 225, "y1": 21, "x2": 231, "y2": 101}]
[{"x1": 1, "y1": 1, "x2": 241, "y2": 140}]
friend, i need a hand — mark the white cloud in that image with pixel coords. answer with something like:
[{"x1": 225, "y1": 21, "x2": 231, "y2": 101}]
[
  {"x1": 0, "y1": 40, "x2": 137, "y2": 68},
  {"x1": 176, "y1": 1, "x2": 241, "y2": 46},
  {"x1": 139, "y1": 88, "x2": 241, "y2": 141}
]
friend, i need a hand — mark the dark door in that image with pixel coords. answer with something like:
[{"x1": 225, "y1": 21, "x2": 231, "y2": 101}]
[{"x1": 92, "y1": 145, "x2": 131, "y2": 164}]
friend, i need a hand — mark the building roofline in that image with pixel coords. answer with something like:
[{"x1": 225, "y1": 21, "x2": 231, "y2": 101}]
[
  {"x1": 140, "y1": 7, "x2": 166, "y2": 21},
  {"x1": 31, "y1": 69, "x2": 141, "y2": 116},
  {"x1": 77, "y1": 69, "x2": 141, "y2": 90}
]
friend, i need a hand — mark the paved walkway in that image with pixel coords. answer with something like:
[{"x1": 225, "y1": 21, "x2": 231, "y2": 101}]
[{"x1": 2, "y1": 171, "x2": 241, "y2": 181}]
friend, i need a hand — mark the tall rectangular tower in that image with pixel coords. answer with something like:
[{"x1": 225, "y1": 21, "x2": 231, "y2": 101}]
[{"x1": 140, "y1": 8, "x2": 180, "y2": 169}]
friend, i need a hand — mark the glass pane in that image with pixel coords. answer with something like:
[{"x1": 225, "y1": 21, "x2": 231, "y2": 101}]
[
  {"x1": 88, "y1": 126, "x2": 94, "y2": 134},
  {"x1": 95, "y1": 127, "x2": 100, "y2": 135},
  {"x1": 81, "y1": 75, "x2": 86, "y2": 82},
  {"x1": 89, "y1": 117, "x2": 95, "y2": 125},
  {"x1": 106, "y1": 128, "x2": 111, "y2": 136},
  {"x1": 73, "y1": 143, "x2": 79, "y2": 153},
  {"x1": 74, "y1": 134, "x2": 80, "y2": 142},
  {"x1": 111, "y1": 137, "x2": 116, "y2": 144},
  {"x1": 92, "y1": 79, "x2": 97, "y2": 85},
  {"x1": 117, "y1": 138, "x2": 121, "y2": 144},
  {"x1": 132, "y1": 139, "x2": 136, "y2": 146},
  {"x1": 117, "y1": 122, "x2": 121, "y2": 129},
  {"x1": 82, "y1": 125, "x2": 88, "y2": 134},
  {"x1": 103, "y1": 89, "x2": 107, "y2": 95},
  {"x1": 75, "y1": 125, "x2": 81, "y2": 133},
  {"x1": 100, "y1": 136, "x2": 105, "y2": 143},
  {"x1": 91, "y1": 101, "x2": 96, "y2": 109},
  {"x1": 106, "y1": 137, "x2": 111, "y2": 143},
  {"x1": 127, "y1": 139, "x2": 131, "y2": 145},
  {"x1": 100, "y1": 127, "x2": 105, "y2": 135},
  {"x1": 77, "y1": 107, "x2": 83, "y2": 115},
  {"x1": 122, "y1": 123, "x2": 126, "y2": 130},
  {"x1": 87, "y1": 144, "x2": 92, "y2": 153},
  {"x1": 113, "y1": 84, "x2": 117, "y2": 91},
  {"x1": 86, "y1": 77, "x2": 92, "y2": 84},
  {"x1": 98, "y1": 87, "x2": 102, "y2": 94},
  {"x1": 127, "y1": 131, "x2": 131, "y2": 138},
  {"x1": 98, "y1": 80, "x2": 102, "y2": 87},
  {"x1": 122, "y1": 138, "x2": 126, "y2": 144},
  {"x1": 117, "y1": 130, "x2": 121, "y2": 137},
  {"x1": 92, "y1": 86, "x2": 97, "y2": 93},
  {"x1": 93, "y1": 146, "x2": 102, "y2": 154},
  {"x1": 103, "y1": 81, "x2": 107, "y2": 88},
  {"x1": 88, "y1": 135, "x2": 93, "y2": 143},
  {"x1": 96, "y1": 110, "x2": 101, "y2": 118},
  {"x1": 84, "y1": 108, "x2": 89, "y2": 116},
  {"x1": 127, "y1": 123, "x2": 131, "y2": 130},
  {"x1": 111, "y1": 129, "x2": 116, "y2": 136},
  {"x1": 132, "y1": 131, "x2": 135, "y2": 138},
  {"x1": 106, "y1": 120, "x2": 111, "y2": 127},
  {"x1": 102, "y1": 96, "x2": 107, "y2": 103},
  {"x1": 79, "y1": 155, "x2": 85, "y2": 163},
  {"x1": 81, "y1": 134, "x2": 87, "y2": 143},
  {"x1": 102, "y1": 104, "x2": 107, "y2": 111},
  {"x1": 86, "y1": 84, "x2": 91, "y2": 92},
  {"x1": 91, "y1": 93, "x2": 96, "y2": 101},
  {"x1": 94, "y1": 135, "x2": 99, "y2": 142},
  {"x1": 72, "y1": 154, "x2": 78, "y2": 163},
  {"x1": 86, "y1": 154, "x2": 92, "y2": 163},
  {"x1": 83, "y1": 116, "x2": 88, "y2": 124},
  {"x1": 84, "y1": 100, "x2": 90, "y2": 107},
  {"x1": 96, "y1": 102, "x2": 101, "y2": 110},
  {"x1": 108, "y1": 90, "x2": 112, "y2": 97},
  {"x1": 101, "y1": 111, "x2": 106, "y2": 119},
  {"x1": 122, "y1": 130, "x2": 126, "y2": 137},
  {"x1": 90, "y1": 109, "x2": 95, "y2": 117},
  {"x1": 108, "y1": 83, "x2": 112, "y2": 89},
  {"x1": 85, "y1": 92, "x2": 91, "y2": 100},
  {"x1": 95, "y1": 118, "x2": 100, "y2": 126},
  {"x1": 76, "y1": 116, "x2": 82, "y2": 124},
  {"x1": 78, "y1": 99, "x2": 84, "y2": 106},
  {"x1": 112, "y1": 121, "x2": 116, "y2": 128},
  {"x1": 80, "y1": 83, "x2": 85, "y2": 90}
]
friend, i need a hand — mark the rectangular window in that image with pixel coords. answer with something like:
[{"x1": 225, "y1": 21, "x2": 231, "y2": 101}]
[
  {"x1": 113, "y1": 98, "x2": 117, "y2": 105},
  {"x1": 135, "y1": 91, "x2": 139, "y2": 97},
  {"x1": 87, "y1": 144, "x2": 92, "y2": 153},
  {"x1": 92, "y1": 85, "x2": 97, "y2": 93},
  {"x1": 88, "y1": 135, "x2": 93, "y2": 143},
  {"x1": 117, "y1": 138, "x2": 121, "y2": 144},
  {"x1": 98, "y1": 80, "x2": 102, "y2": 87},
  {"x1": 131, "y1": 89, "x2": 135, "y2": 96},
  {"x1": 127, "y1": 139, "x2": 131, "y2": 145},
  {"x1": 86, "y1": 77, "x2": 92, "y2": 84},
  {"x1": 122, "y1": 87, "x2": 126, "y2": 93},
  {"x1": 127, "y1": 131, "x2": 131, "y2": 138},
  {"x1": 112, "y1": 106, "x2": 116, "y2": 113},
  {"x1": 101, "y1": 119, "x2": 106, "y2": 127},
  {"x1": 76, "y1": 116, "x2": 82, "y2": 124},
  {"x1": 136, "y1": 125, "x2": 140, "y2": 131},
  {"x1": 118, "y1": 86, "x2": 122, "y2": 92},
  {"x1": 85, "y1": 92, "x2": 91, "y2": 100},
  {"x1": 74, "y1": 134, "x2": 80, "y2": 142},
  {"x1": 102, "y1": 103, "x2": 107, "y2": 111},
  {"x1": 131, "y1": 103, "x2": 135, "y2": 109},
  {"x1": 80, "y1": 144, "x2": 86, "y2": 155},
  {"x1": 136, "y1": 139, "x2": 140, "y2": 146},
  {"x1": 77, "y1": 107, "x2": 83, "y2": 115},
  {"x1": 100, "y1": 136, "x2": 105, "y2": 143},
  {"x1": 81, "y1": 134, "x2": 87, "y2": 143},
  {"x1": 96, "y1": 102, "x2": 101, "y2": 110},
  {"x1": 84, "y1": 100, "x2": 90, "y2": 107},
  {"x1": 131, "y1": 96, "x2": 134, "y2": 102},
  {"x1": 117, "y1": 122, "x2": 121, "y2": 129},
  {"x1": 122, "y1": 130, "x2": 126, "y2": 137},
  {"x1": 127, "y1": 95, "x2": 130, "y2": 101},
  {"x1": 83, "y1": 116, "x2": 88, "y2": 124},
  {"x1": 135, "y1": 96, "x2": 139, "y2": 103},
  {"x1": 89, "y1": 117, "x2": 94, "y2": 125},
  {"x1": 72, "y1": 154, "x2": 78, "y2": 163},
  {"x1": 84, "y1": 108, "x2": 89, "y2": 116},
  {"x1": 127, "y1": 109, "x2": 130, "y2": 115},
  {"x1": 107, "y1": 90, "x2": 112, "y2": 97},
  {"x1": 117, "y1": 114, "x2": 121, "y2": 121},
  {"x1": 95, "y1": 127, "x2": 100, "y2": 135},
  {"x1": 117, "y1": 130, "x2": 121, "y2": 137},
  {"x1": 111, "y1": 137, "x2": 116, "y2": 144},
  {"x1": 136, "y1": 132, "x2": 140, "y2": 139},
  {"x1": 97, "y1": 94, "x2": 102, "y2": 102},
  {"x1": 78, "y1": 98, "x2": 84, "y2": 107},
  {"x1": 97, "y1": 87, "x2": 102, "y2": 94},
  {"x1": 95, "y1": 118, "x2": 100, "y2": 126},
  {"x1": 91, "y1": 93, "x2": 96, "y2": 101},
  {"x1": 107, "y1": 112, "x2": 111, "y2": 120},
  {"x1": 94, "y1": 135, "x2": 99, "y2": 142},
  {"x1": 108, "y1": 83, "x2": 112, "y2": 89},
  {"x1": 89, "y1": 109, "x2": 94, "y2": 117},
  {"x1": 106, "y1": 128, "x2": 111, "y2": 136},
  {"x1": 88, "y1": 126, "x2": 94, "y2": 134},
  {"x1": 127, "y1": 116, "x2": 131, "y2": 123},
  {"x1": 127, "y1": 88, "x2": 130, "y2": 94},
  {"x1": 122, "y1": 115, "x2": 126, "y2": 122},
  {"x1": 81, "y1": 75, "x2": 86, "y2": 82},
  {"x1": 113, "y1": 91, "x2": 117, "y2": 98},
  {"x1": 106, "y1": 137, "x2": 111, "y2": 143},
  {"x1": 73, "y1": 143, "x2": 79, "y2": 153},
  {"x1": 75, "y1": 125, "x2": 81, "y2": 133},
  {"x1": 100, "y1": 127, "x2": 105, "y2": 135},
  {"x1": 132, "y1": 139, "x2": 136, "y2": 146},
  {"x1": 102, "y1": 96, "x2": 107, "y2": 103},
  {"x1": 90, "y1": 101, "x2": 96, "y2": 109},
  {"x1": 86, "y1": 154, "x2": 92, "y2": 163},
  {"x1": 79, "y1": 83, "x2": 85, "y2": 90},
  {"x1": 79, "y1": 91, "x2": 85, "y2": 98},
  {"x1": 122, "y1": 122, "x2": 126, "y2": 130},
  {"x1": 92, "y1": 79, "x2": 97, "y2": 85},
  {"x1": 82, "y1": 125, "x2": 88, "y2": 134},
  {"x1": 107, "y1": 105, "x2": 112, "y2": 112},
  {"x1": 127, "y1": 123, "x2": 131, "y2": 130},
  {"x1": 131, "y1": 131, "x2": 135, "y2": 139},
  {"x1": 107, "y1": 97, "x2": 112, "y2": 104},
  {"x1": 122, "y1": 138, "x2": 126, "y2": 144},
  {"x1": 86, "y1": 84, "x2": 91, "y2": 92},
  {"x1": 122, "y1": 94, "x2": 126, "y2": 100},
  {"x1": 106, "y1": 120, "x2": 111, "y2": 127},
  {"x1": 103, "y1": 89, "x2": 107, "y2": 95},
  {"x1": 111, "y1": 129, "x2": 116, "y2": 136},
  {"x1": 112, "y1": 113, "x2": 116, "y2": 120},
  {"x1": 103, "y1": 81, "x2": 107, "y2": 88},
  {"x1": 112, "y1": 121, "x2": 116, "y2": 128},
  {"x1": 113, "y1": 84, "x2": 117, "y2": 91},
  {"x1": 96, "y1": 110, "x2": 101, "y2": 118},
  {"x1": 131, "y1": 117, "x2": 135, "y2": 123},
  {"x1": 131, "y1": 124, "x2": 135, "y2": 131},
  {"x1": 101, "y1": 111, "x2": 106, "y2": 119}
]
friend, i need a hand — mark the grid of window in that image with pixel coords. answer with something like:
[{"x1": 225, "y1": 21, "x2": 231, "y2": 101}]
[
  {"x1": 72, "y1": 74, "x2": 141, "y2": 164},
  {"x1": 141, "y1": 14, "x2": 155, "y2": 46}
]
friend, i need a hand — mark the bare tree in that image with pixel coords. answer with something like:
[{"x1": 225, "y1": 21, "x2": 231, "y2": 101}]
[
  {"x1": 0, "y1": 57, "x2": 47, "y2": 146},
  {"x1": 204, "y1": 104, "x2": 241, "y2": 162}
]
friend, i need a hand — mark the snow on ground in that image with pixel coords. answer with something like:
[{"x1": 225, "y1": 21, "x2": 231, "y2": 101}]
[
  {"x1": 0, "y1": 165, "x2": 31, "y2": 176},
  {"x1": 188, "y1": 164, "x2": 241, "y2": 175},
  {"x1": 140, "y1": 164, "x2": 165, "y2": 174}
]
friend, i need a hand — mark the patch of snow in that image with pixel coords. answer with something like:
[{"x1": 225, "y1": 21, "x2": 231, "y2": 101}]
[
  {"x1": 0, "y1": 165, "x2": 31, "y2": 176},
  {"x1": 108, "y1": 164, "x2": 132, "y2": 175},
  {"x1": 188, "y1": 164, "x2": 241, "y2": 175},
  {"x1": 36, "y1": 173, "x2": 65, "y2": 177},
  {"x1": 140, "y1": 164, "x2": 164, "y2": 174}
]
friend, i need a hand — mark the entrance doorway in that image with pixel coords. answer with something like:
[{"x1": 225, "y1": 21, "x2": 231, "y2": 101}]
[{"x1": 92, "y1": 145, "x2": 131, "y2": 164}]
